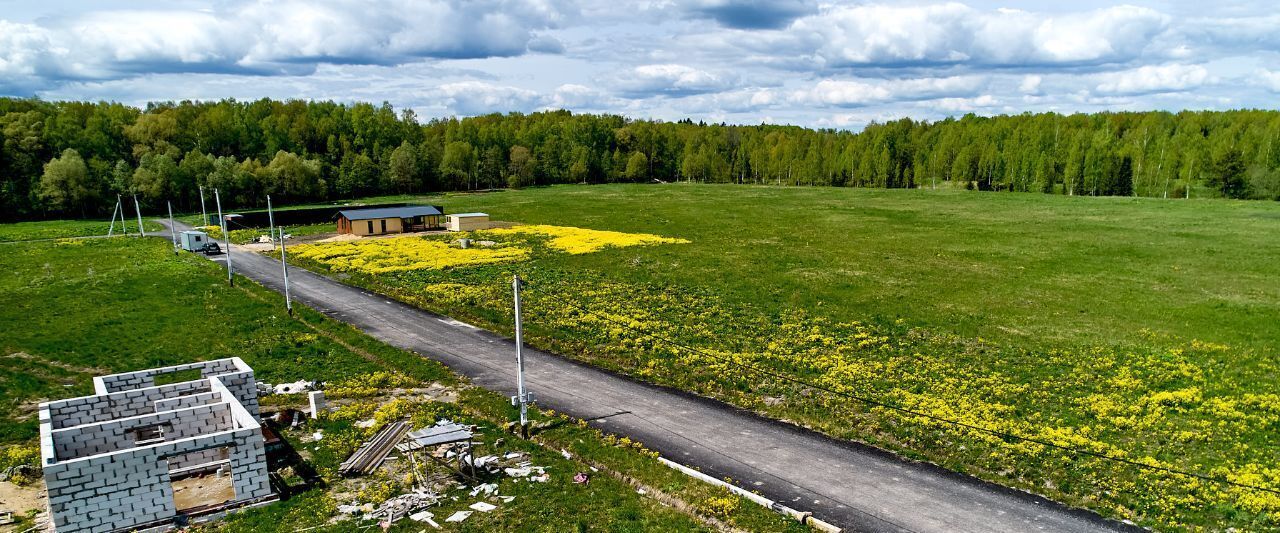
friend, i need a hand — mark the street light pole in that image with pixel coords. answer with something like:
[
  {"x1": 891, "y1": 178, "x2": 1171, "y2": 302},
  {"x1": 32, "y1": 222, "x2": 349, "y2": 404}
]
[
  {"x1": 199, "y1": 186, "x2": 208, "y2": 226},
  {"x1": 215, "y1": 189, "x2": 233, "y2": 286},
  {"x1": 167, "y1": 201, "x2": 178, "y2": 254},
  {"x1": 267, "y1": 195, "x2": 277, "y2": 251},
  {"x1": 279, "y1": 226, "x2": 292, "y2": 315},
  {"x1": 511, "y1": 274, "x2": 533, "y2": 437},
  {"x1": 132, "y1": 194, "x2": 144, "y2": 237}
]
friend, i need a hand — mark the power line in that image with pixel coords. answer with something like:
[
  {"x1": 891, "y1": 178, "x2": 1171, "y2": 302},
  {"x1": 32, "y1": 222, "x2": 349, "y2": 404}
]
[{"x1": 524, "y1": 286, "x2": 1280, "y2": 499}]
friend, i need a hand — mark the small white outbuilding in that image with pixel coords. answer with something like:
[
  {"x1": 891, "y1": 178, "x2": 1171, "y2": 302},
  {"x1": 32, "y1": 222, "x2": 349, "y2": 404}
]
[
  {"x1": 446, "y1": 213, "x2": 490, "y2": 231},
  {"x1": 180, "y1": 230, "x2": 210, "y2": 251}
]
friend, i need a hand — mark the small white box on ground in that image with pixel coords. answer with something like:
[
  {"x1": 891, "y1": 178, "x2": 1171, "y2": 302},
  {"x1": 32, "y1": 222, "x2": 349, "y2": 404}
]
[{"x1": 308, "y1": 391, "x2": 326, "y2": 418}]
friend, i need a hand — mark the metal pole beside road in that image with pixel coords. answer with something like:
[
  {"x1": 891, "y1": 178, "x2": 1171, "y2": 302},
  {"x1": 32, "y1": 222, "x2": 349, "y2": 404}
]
[
  {"x1": 512, "y1": 275, "x2": 532, "y2": 436},
  {"x1": 215, "y1": 189, "x2": 233, "y2": 286},
  {"x1": 167, "y1": 201, "x2": 178, "y2": 254},
  {"x1": 279, "y1": 227, "x2": 292, "y2": 315},
  {"x1": 199, "y1": 186, "x2": 208, "y2": 226},
  {"x1": 107, "y1": 198, "x2": 120, "y2": 237},
  {"x1": 133, "y1": 195, "x2": 144, "y2": 237},
  {"x1": 267, "y1": 195, "x2": 277, "y2": 251}
]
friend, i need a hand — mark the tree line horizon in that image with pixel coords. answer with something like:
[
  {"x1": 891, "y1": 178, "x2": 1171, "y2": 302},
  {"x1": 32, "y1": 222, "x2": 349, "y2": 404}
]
[{"x1": 4, "y1": 97, "x2": 1278, "y2": 220}]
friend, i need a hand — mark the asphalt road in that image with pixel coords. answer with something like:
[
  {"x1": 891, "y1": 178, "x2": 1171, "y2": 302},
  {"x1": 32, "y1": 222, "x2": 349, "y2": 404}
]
[{"x1": 163, "y1": 221, "x2": 1136, "y2": 533}]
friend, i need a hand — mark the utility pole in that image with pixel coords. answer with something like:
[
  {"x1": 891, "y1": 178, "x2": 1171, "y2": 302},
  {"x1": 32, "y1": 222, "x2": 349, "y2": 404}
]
[
  {"x1": 266, "y1": 195, "x2": 277, "y2": 251},
  {"x1": 215, "y1": 189, "x2": 234, "y2": 286},
  {"x1": 199, "y1": 186, "x2": 208, "y2": 226},
  {"x1": 511, "y1": 274, "x2": 533, "y2": 437},
  {"x1": 279, "y1": 226, "x2": 292, "y2": 315},
  {"x1": 116, "y1": 195, "x2": 127, "y2": 233},
  {"x1": 107, "y1": 197, "x2": 120, "y2": 237},
  {"x1": 167, "y1": 201, "x2": 178, "y2": 254},
  {"x1": 133, "y1": 195, "x2": 144, "y2": 237}
]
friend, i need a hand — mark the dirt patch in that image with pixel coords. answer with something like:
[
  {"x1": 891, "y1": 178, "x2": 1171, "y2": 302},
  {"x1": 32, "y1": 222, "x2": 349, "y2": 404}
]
[
  {"x1": 0, "y1": 481, "x2": 45, "y2": 518},
  {"x1": 315, "y1": 233, "x2": 361, "y2": 243},
  {"x1": 172, "y1": 473, "x2": 235, "y2": 511},
  {"x1": 5, "y1": 352, "x2": 109, "y2": 376}
]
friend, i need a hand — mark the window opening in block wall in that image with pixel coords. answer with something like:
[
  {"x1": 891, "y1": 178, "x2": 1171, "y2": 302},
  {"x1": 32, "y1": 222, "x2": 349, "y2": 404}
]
[{"x1": 132, "y1": 423, "x2": 170, "y2": 445}]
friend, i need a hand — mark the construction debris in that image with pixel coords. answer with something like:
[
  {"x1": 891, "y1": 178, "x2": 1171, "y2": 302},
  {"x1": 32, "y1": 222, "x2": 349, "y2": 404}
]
[
  {"x1": 340, "y1": 420, "x2": 411, "y2": 476},
  {"x1": 469, "y1": 501, "x2": 497, "y2": 513},
  {"x1": 262, "y1": 380, "x2": 314, "y2": 395},
  {"x1": 396, "y1": 420, "x2": 473, "y2": 452},
  {"x1": 410, "y1": 509, "x2": 441, "y2": 528},
  {"x1": 573, "y1": 472, "x2": 590, "y2": 484},
  {"x1": 338, "y1": 489, "x2": 442, "y2": 527},
  {"x1": 445, "y1": 510, "x2": 473, "y2": 523},
  {"x1": 468, "y1": 483, "x2": 498, "y2": 497},
  {"x1": 308, "y1": 391, "x2": 326, "y2": 418},
  {"x1": 503, "y1": 463, "x2": 547, "y2": 480}
]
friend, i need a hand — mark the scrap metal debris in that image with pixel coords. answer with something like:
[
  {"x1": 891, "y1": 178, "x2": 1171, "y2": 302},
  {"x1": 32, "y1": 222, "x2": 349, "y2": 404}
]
[{"x1": 396, "y1": 420, "x2": 474, "y2": 452}]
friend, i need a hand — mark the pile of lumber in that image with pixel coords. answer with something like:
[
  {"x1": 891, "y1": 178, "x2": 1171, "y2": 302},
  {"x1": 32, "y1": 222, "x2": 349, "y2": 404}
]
[{"x1": 339, "y1": 420, "x2": 411, "y2": 476}]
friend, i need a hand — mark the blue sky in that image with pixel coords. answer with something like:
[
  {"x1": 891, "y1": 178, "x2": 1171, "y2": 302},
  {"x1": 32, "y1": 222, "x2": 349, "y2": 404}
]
[{"x1": 1, "y1": 0, "x2": 1277, "y2": 129}]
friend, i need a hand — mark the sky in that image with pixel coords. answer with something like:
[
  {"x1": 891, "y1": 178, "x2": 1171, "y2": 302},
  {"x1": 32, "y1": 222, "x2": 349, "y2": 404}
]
[{"x1": 1, "y1": 0, "x2": 1277, "y2": 129}]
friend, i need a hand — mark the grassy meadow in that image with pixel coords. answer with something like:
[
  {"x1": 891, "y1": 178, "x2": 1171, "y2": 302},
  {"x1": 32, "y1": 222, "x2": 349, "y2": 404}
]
[
  {"x1": 410, "y1": 184, "x2": 1280, "y2": 353},
  {"x1": 0, "y1": 230, "x2": 802, "y2": 532},
  {"x1": 0, "y1": 218, "x2": 161, "y2": 242},
  {"x1": 281, "y1": 184, "x2": 1280, "y2": 531}
]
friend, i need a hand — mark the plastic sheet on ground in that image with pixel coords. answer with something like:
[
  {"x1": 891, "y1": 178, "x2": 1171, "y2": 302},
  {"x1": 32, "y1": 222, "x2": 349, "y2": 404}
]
[{"x1": 445, "y1": 510, "x2": 473, "y2": 523}]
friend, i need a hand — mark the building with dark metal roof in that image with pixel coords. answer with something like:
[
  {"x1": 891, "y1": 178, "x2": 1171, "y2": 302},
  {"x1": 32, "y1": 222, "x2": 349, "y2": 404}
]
[{"x1": 335, "y1": 205, "x2": 444, "y2": 235}]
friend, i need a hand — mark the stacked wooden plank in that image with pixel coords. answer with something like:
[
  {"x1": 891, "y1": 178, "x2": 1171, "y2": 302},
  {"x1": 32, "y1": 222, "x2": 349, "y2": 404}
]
[{"x1": 339, "y1": 420, "x2": 411, "y2": 476}]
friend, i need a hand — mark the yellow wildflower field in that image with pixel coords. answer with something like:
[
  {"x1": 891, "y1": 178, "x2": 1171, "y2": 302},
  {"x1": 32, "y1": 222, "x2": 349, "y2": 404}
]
[
  {"x1": 290, "y1": 236, "x2": 530, "y2": 274},
  {"x1": 484, "y1": 224, "x2": 691, "y2": 254},
  {"x1": 288, "y1": 224, "x2": 690, "y2": 275},
  {"x1": 361, "y1": 274, "x2": 1280, "y2": 531}
]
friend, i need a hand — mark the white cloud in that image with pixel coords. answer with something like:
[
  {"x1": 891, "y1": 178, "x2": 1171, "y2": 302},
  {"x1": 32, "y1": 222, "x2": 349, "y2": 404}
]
[
  {"x1": 547, "y1": 84, "x2": 612, "y2": 109},
  {"x1": 672, "y1": 87, "x2": 783, "y2": 114},
  {"x1": 431, "y1": 81, "x2": 544, "y2": 115},
  {"x1": 920, "y1": 94, "x2": 1000, "y2": 113},
  {"x1": 0, "y1": 21, "x2": 56, "y2": 86},
  {"x1": 1095, "y1": 64, "x2": 1210, "y2": 95},
  {"x1": 1019, "y1": 75, "x2": 1042, "y2": 95},
  {"x1": 610, "y1": 64, "x2": 738, "y2": 96},
  {"x1": 0, "y1": 0, "x2": 572, "y2": 91},
  {"x1": 787, "y1": 3, "x2": 1169, "y2": 68},
  {"x1": 7, "y1": 1, "x2": 1280, "y2": 128},
  {"x1": 796, "y1": 76, "x2": 986, "y2": 107},
  {"x1": 1256, "y1": 70, "x2": 1280, "y2": 93}
]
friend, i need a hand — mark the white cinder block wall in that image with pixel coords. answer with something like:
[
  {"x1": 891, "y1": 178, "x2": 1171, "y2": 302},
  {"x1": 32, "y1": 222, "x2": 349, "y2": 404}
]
[{"x1": 39, "y1": 358, "x2": 274, "y2": 533}]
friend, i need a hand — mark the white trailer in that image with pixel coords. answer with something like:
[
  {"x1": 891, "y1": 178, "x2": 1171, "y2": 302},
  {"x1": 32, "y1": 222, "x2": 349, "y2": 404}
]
[{"x1": 180, "y1": 230, "x2": 211, "y2": 251}]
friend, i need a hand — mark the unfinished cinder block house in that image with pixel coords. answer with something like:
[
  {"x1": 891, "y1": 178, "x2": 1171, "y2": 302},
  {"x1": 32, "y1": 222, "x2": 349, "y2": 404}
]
[{"x1": 38, "y1": 358, "x2": 276, "y2": 532}]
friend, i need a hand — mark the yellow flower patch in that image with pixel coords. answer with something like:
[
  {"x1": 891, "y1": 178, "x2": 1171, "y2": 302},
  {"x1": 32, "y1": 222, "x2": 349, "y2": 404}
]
[
  {"x1": 486, "y1": 224, "x2": 690, "y2": 254},
  {"x1": 291, "y1": 236, "x2": 529, "y2": 274}
]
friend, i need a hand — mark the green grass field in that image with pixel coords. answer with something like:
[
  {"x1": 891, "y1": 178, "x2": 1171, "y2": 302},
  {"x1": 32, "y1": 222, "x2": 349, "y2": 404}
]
[
  {"x1": 402, "y1": 184, "x2": 1280, "y2": 354},
  {"x1": 279, "y1": 184, "x2": 1280, "y2": 531},
  {"x1": 0, "y1": 226, "x2": 802, "y2": 532},
  {"x1": 0, "y1": 218, "x2": 161, "y2": 242}
]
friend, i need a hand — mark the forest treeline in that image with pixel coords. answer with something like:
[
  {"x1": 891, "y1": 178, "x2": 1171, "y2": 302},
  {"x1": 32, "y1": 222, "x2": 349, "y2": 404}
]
[{"x1": 3, "y1": 97, "x2": 1279, "y2": 219}]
